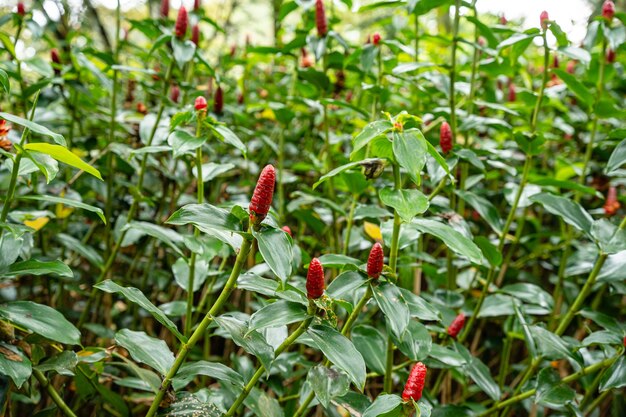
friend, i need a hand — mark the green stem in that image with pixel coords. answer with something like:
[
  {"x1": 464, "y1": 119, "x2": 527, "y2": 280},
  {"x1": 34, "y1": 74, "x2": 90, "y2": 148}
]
[
  {"x1": 33, "y1": 369, "x2": 77, "y2": 417},
  {"x1": 449, "y1": 0, "x2": 460, "y2": 138},
  {"x1": 342, "y1": 195, "x2": 358, "y2": 255},
  {"x1": 145, "y1": 232, "x2": 254, "y2": 417}
]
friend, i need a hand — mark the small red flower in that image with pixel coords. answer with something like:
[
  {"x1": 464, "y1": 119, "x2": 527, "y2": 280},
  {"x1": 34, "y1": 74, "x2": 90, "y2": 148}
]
[
  {"x1": 478, "y1": 36, "x2": 486, "y2": 47},
  {"x1": 508, "y1": 83, "x2": 516, "y2": 102},
  {"x1": 553, "y1": 55, "x2": 559, "y2": 68},
  {"x1": 607, "y1": 49, "x2": 616, "y2": 63},
  {"x1": 17, "y1": 2, "x2": 25, "y2": 16},
  {"x1": 282, "y1": 226, "x2": 292, "y2": 237},
  {"x1": 249, "y1": 165, "x2": 276, "y2": 225},
  {"x1": 566, "y1": 60, "x2": 575, "y2": 74},
  {"x1": 604, "y1": 186, "x2": 620, "y2": 216},
  {"x1": 175, "y1": 6, "x2": 188, "y2": 38},
  {"x1": 160, "y1": 0, "x2": 169, "y2": 18},
  {"x1": 447, "y1": 313, "x2": 465, "y2": 338},
  {"x1": 194, "y1": 0, "x2": 201, "y2": 12},
  {"x1": 440, "y1": 121, "x2": 452, "y2": 154},
  {"x1": 372, "y1": 33, "x2": 381, "y2": 46},
  {"x1": 602, "y1": 1, "x2": 615, "y2": 21},
  {"x1": 170, "y1": 85, "x2": 180, "y2": 103},
  {"x1": 540, "y1": 11, "x2": 549, "y2": 30},
  {"x1": 306, "y1": 258, "x2": 325, "y2": 299},
  {"x1": 51, "y1": 48, "x2": 61, "y2": 64},
  {"x1": 300, "y1": 48, "x2": 313, "y2": 68},
  {"x1": 194, "y1": 96, "x2": 207, "y2": 111},
  {"x1": 402, "y1": 362, "x2": 427, "y2": 402},
  {"x1": 0, "y1": 120, "x2": 12, "y2": 151},
  {"x1": 500, "y1": 15, "x2": 507, "y2": 25},
  {"x1": 237, "y1": 91, "x2": 244, "y2": 105},
  {"x1": 191, "y1": 24, "x2": 200, "y2": 46},
  {"x1": 137, "y1": 102, "x2": 148, "y2": 114},
  {"x1": 315, "y1": 0, "x2": 328, "y2": 37},
  {"x1": 367, "y1": 242, "x2": 384, "y2": 279},
  {"x1": 214, "y1": 86, "x2": 224, "y2": 114}
]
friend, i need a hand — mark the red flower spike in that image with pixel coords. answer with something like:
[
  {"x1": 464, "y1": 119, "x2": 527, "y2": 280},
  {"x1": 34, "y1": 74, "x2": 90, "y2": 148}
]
[
  {"x1": 214, "y1": 86, "x2": 224, "y2": 114},
  {"x1": 51, "y1": 48, "x2": 61, "y2": 64},
  {"x1": 607, "y1": 49, "x2": 616, "y2": 63},
  {"x1": 604, "y1": 186, "x2": 620, "y2": 216},
  {"x1": 175, "y1": 7, "x2": 188, "y2": 39},
  {"x1": 237, "y1": 92, "x2": 244, "y2": 105},
  {"x1": 17, "y1": 2, "x2": 25, "y2": 16},
  {"x1": 282, "y1": 226, "x2": 292, "y2": 237},
  {"x1": 447, "y1": 313, "x2": 465, "y2": 338},
  {"x1": 553, "y1": 55, "x2": 559, "y2": 68},
  {"x1": 306, "y1": 258, "x2": 325, "y2": 299},
  {"x1": 191, "y1": 24, "x2": 200, "y2": 46},
  {"x1": 566, "y1": 60, "x2": 575, "y2": 74},
  {"x1": 440, "y1": 121, "x2": 452, "y2": 154},
  {"x1": 508, "y1": 83, "x2": 516, "y2": 102},
  {"x1": 367, "y1": 242, "x2": 384, "y2": 279},
  {"x1": 315, "y1": 0, "x2": 328, "y2": 37},
  {"x1": 540, "y1": 11, "x2": 549, "y2": 30},
  {"x1": 249, "y1": 165, "x2": 276, "y2": 225},
  {"x1": 194, "y1": 0, "x2": 201, "y2": 12},
  {"x1": 372, "y1": 33, "x2": 381, "y2": 46},
  {"x1": 160, "y1": 0, "x2": 169, "y2": 18},
  {"x1": 195, "y1": 96, "x2": 207, "y2": 111},
  {"x1": 170, "y1": 85, "x2": 180, "y2": 103},
  {"x1": 402, "y1": 362, "x2": 427, "y2": 402},
  {"x1": 602, "y1": 1, "x2": 615, "y2": 21},
  {"x1": 500, "y1": 15, "x2": 507, "y2": 25}
]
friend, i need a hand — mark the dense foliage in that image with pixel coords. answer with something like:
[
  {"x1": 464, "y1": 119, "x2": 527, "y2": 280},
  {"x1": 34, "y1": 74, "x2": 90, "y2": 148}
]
[{"x1": 0, "y1": 0, "x2": 625, "y2": 416}]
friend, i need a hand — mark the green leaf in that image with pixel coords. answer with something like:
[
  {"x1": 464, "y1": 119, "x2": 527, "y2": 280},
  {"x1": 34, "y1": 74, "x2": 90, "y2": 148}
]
[
  {"x1": 56, "y1": 233, "x2": 104, "y2": 269},
  {"x1": 599, "y1": 356, "x2": 626, "y2": 391},
  {"x1": 428, "y1": 344, "x2": 466, "y2": 367},
  {"x1": 379, "y1": 188, "x2": 429, "y2": 223},
  {"x1": 2, "y1": 259, "x2": 72, "y2": 278},
  {"x1": 351, "y1": 325, "x2": 387, "y2": 375},
  {"x1": 351, "y1": 120, "x2": 393, "y2": 157},
  {"x1": 530, "y1": 326, "x2": 578, "y2": 363},
  {"x1": 326, "y1": 271, "x2": 367, "y2": 299},
  {"x1": 535, "y1": 367, "x2": 575, "y2": 408},
  {"x1": 408, "y1": 0, "x2": 453, "y2": 15},
  {"x1": 171, "y1": 257, "x2": 209, "y2": 293},
  {"x1": 24, "y1": 143, "x2": 102, "y2": 180},
  {"x1": 0, "y1": 343, "x2": 32, "y2": 388},
  {"x1": 115, "y1": 329, "x2": 174, "y2": 376},
  {"x1": 392, "y1": 129, "x2": 428, "y2": 186},
  {"x1": 18, "y1": 195, "x2": 106, "y2": 223},
  {"x1": 514, "y1": 302, "x2": 538, "y2": 358},
  {"x1": 500, "y1": 283, "x2": 554, "y2": 310},
  {"x1": 362, "y1": 394, "x2": 403, "y2": 417},
  {"x1": 36, "y1": 351, "x2": 78, "y2": 377},
  {"x1": 0, "y1": 112, "x2": 65, "y2": 146},
  {"x1": 214, "y1": 315, "x2": 274, "y2": 374},
  {"x1": 306, "y1": 324, "x2": 367, "y2": 390},
  {"x1": 172, "y1": 361, "x2": 244, "y2": 390},
  {"x1": 0, "y1": 69, "x2": 9, "y2": 94},
  {"x1": 411, "y1": 218, "x2": 483, "y2": 264},
  {"x1": 455, "y1": 342, "x2": 501, "y2": 401},
  {"x1": 168, "y1": 129, "x2": 205, "y2": 158},
  {"x1": 0, "y1": 301, "x2": 81, "y2": 345},
  {"x1": 399, "y1": 288, "x2": 441, "y2": 321},
  {"x1": 530, "y1": 193, "x2": 593, "y2": 235},
  {"x1": 249, "y1": 301, "x2": 308, "y2": 332},
  {"x1": 167, "y1": 203, "x2": 243, "y2": 250},
  {"x1": 393, "y1": 320, "x2": 432, "y2": 362},
  {"x1": 313, "y1": 159, "x2": 380, "y2": 189},
  {"x1": 307, "y1": 365, "x2": 350, "y2": 408},
  {"x1": 162, "y1": 394, "x2": 221, "y2": 417},
  {"x1": 552, "y1": 69, "x2": 594, "y2": 108},
  {"x1": 253, "y1": 227, "x2": 293, "y2": 285},
  {"x1": 605, "y1": 138, "x2": 626, "y2": 175},
  {"x1": 96, "y1": 280, "x2": 185, "y2": 342},
  {"x1": 474, "y1": 236, "x2": 502, "y2": 267},
  {"x1": 171, "y1": 38, "x2": 196, "y2": 68},
  {"x1": 317, "y1": 254, "x2": 361, "y2": 268},
  {"x1": 371, "y1": 282, "x2": 410, "y2": 340},
  {"x1": 212, "y1": 125, "x2": 247, "y2": 156},
  {"x1": 122, "y1": 221, "x2": 185, "y2": 257},
  {"x1": 456, "y1": 190, "x2": 502, "y2": 233}
]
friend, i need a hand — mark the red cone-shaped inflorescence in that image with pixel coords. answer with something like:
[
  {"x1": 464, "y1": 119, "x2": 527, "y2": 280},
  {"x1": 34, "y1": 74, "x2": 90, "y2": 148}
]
[
  {"x1": 402, "y1": 362, "x2": 427, "y2": 402},
  {"x1": 440, "y1": 121, "x2": 452, "y2": 154},
  {"x1": 51, "y1": 49, "x2": 61, "y2": 64},
  {"x1": 160, "y1": 0, "x2": 169, "y2": 18},
  {"x1": 604, "y1": 186, "x2": 620, "y2": 216},
  {"x1": 372, "y1": 33, "x2": 381, "y2": 46},
  {"x1": 214, "y1": 86, "x2": 224, "y2": 114},
  {"x1": 191, "y1": 24, "x2": 200, "y2": 46},
  {"x1": 508, "y1": 83, "x2": 516, "y2": 102},
  {"x1": 607, "y1": 49, "x2": 616, "y2": 63},
  {"x1": 540, "y1": 11, "x2": 549, "y2": 30},
  {"x1": 553, "y1": 55, "x2": 559, "y2": 68},
  {"x1": 194, "y1": 0, "x2": 201, "y2": 12},
  {"x1": 602, "y1": 1, "x2": 615, "y2": 21},
  {"x1": 17, "y1": 2, "x2": 25, "y2": 16},
  {"x1": 170, "y1": 85, "x2": 180, "y2": 103},
  {"x1": 175, "y1": 7, "x2": 188, "y2": 38},
  {"x1": 249, "y1": 165, "x2": 276, "y2": 225},
  {"x1": 447, "y1": 313, "x2": 465, "y2": 338},
  {"x1": 567, "y1": 60, "x2": 575, "y2": 74},
  {"x1": 315, "y1": 0, "x2": 328, "y2": 37},
  {"x1": 500, "y1": 15, "x2": 507, "y2": 25},
  {"x1": 282, "y1": 226, "x2": 292, "y2": 237},
  {"x1": 306, "y1": 258, "x2": 325, "y2": 299},
  {"x1": 367, "y1": 242, "x2": 384, "y2": 279},
  {"x1": 195, "y1": 96, "x2": 207, "y2": 111}
]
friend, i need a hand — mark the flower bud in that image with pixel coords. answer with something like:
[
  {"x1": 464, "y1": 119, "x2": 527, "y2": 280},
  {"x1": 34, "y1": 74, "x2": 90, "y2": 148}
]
[
  {"x1": 51, "y1": 48, "x2": 61, "y2": 64},
  {"x1": 607, "y1": 48, "x2": 616, "y2": 63},
  {"x1": 191, "y1": 24, "x2": 200, "y2": 46},
  {"x1": 249, "y1": 165, "x2": 276, "y2": 225},
  {"x1": 175, "y1": 6, "x2": 188, "y2": 39},
  {"x1": 372, "y1": 33, "x2": 381, "y2": 46},
  {"x1": 402, "y1": 362, "x2": 427, "y2": 402},
  {"x1": 439, "y1": 121, "x2": 452, "y2": 154},
  {"x1": 17, "y1": 2, "x2": 25, "y2": 16},
  {"x1": 367, "y1": 242, "x2": 384, "y2": 279},
  {"x1": 194, "y1": 0, "x2": 201, "y2": 12},
  {"x1": 160, "y1": 0, "x2": 169, "y2": 18},
  {"x1": 315, "y1": 0, "x2": 328, "y2": 37},
  {"x1": 500, "y1": 15, "x2": 507, "y2": 25},
  {"x1": 137, "y1": 102, "x2": 148, "y2": 114},
  {"x1": 540, "y1": 11, "x2": 549, "y2": 30},
  {"x1": 300, "y1": 48, "x2": 313, "y2": 68},
  {"x1": 508, "y1": 83, "x2": 516, "y2": 102},
  {"x1": 194, "y1": 96, "x2": 207, "y2": 111},
  {"x1": 214, "y1": 86, "x2": 224, "y2": 114},
  {"x1": 447, "y1": 313, "x2": 465, "y2": 338},
  {"x1": 170, "y1": 85, "x2": 180, "y2": 103},
  {"x1": 566, "y1": 60, "x2": 575, "y2": 74},
  {"x1": 602, "y1": 1, "x2": 615, "y2": 21},
  {"x1": 282, "y1": 226, "x2": 292, "y2": 237},
  {"x1": 553, "y1": 55, "x2": 559, "y2": 68},
  {"x1": 306, "y1": 258, "x2": 325, "y2": 299},
  {"x1": 604, "y1": 186, "x2": 620, "y2": 216}
]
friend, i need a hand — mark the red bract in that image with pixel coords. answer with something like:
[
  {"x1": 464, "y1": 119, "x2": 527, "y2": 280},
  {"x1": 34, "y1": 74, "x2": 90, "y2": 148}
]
[
  {"x1": 447, "y1": 313, "x2": 465, "y2": 338},
  {"x1": 160, "y1": 0, "x2": 169, "y2": 18},
  {"x1": 191, "y1": 24, "x2": 200, "y2": 46},
  {"x1": 249, "y1": 165, "x2": 276, "y2": 225},
  {"x1": 367, "y1": 242, "x2": 384, "y2": 279},
  {"x1": 602, "y1": 1, "x2": 615, "y2": 21},
  {"x1": 315, "y1": 0, "x2": 328, "y2": 37},
  {"x1": 540, "y1": 11, "x2": 549, "y2": 30},
  {"x1": 214, "y1": 86, "x2": 224, "y2": 114},
  {"x1": 301, "y1": 48, "x2": 313, "y2": 68},
  {"x1": 306, "y1": 258, "x2": 325, "y2": 299},
  {"x1": 194, "y1": 96, "x2": 207, "y2": 111},
  {"x1": 170, "y1": 85, "x2": 180, "y2": 103},
  {"x1": 508, "y1": 83, "x2": 516, "y2": 102},
  {"x1": 607, "y1": 49, "x2": 616, "y2": 63},
  {"x1": 500, "y1": 15, "x2": 507, "y2": 25},
  {"x1": 440, "y1": 121, "x2": 452, "y2": 154},
  {"x1": 402, "y1": 362, "x2": 427, "y2": 402},
  {"x1": 51, "y1": 48, "x2": 61, "y2": 64},
  {"x1": 17, "y1": 2, "x2": 25, "y2": 16},
  {"x1": 282, "y1": 226, "x2": 292, "y2": 237},
  {"x1": 194, "y1": 0, "x2": 201, "y2": 12},
  {"x1": 553, "y1": 55, "x2": 559, "y2": 68},
  {"x1": 372, "y1": 33, "x2": 381, "y2": 46},
  {"x1": 566, "y1": 60, "x2": 575, "y2": 74},
  {"x1": 175, "y1": 7, "x2": 188, "y2": 38},
  {"x1": 604, "y1": 186, "x2": 620, "y2": 216}
]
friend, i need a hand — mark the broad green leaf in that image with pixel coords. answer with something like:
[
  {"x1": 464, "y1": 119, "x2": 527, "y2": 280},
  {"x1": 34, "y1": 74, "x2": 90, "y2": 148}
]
[
  {"x1": 122, "y1": 221, "x2": 185, "y2": 257},
  {"x1": 0, "y1": 112, "x2": 65, "y2": 146},
  {"x1": 399, "y1": 288, "x2": 441, "y2": 321},
  {"x1": 212, "y1": 125, "x2": 247, "y2": 155},
  {"x1": 605, "y1": 138, "x2": 626, "y2": 174},
  {"x1": 24, "y1": 143, "x2": 102, "y2": 180},
  {"x1": 195, "y1": 162, "x2": 235, "y2": 183},
  {"x1": 249, "y1": 301, "x2": 308, "y2": 332},
  {"x1": 0, "y1": 69, "x2": 9, "y2": 94},
  {"x1": 535, "y1": 368, "x2": 575, "y2": 408},
  {"x1": 19, "y1": 194, "x2": 105, "y2": 223},
  {"x1": 371, "y1": 282, "x2": 410, "y2": 340},
  {"x1": 379, "y1": 188, "x2": 429, "y2": 223},
  {"x1": 168, "y1": 129, "x2": 205, "y2": 157},
  {"x1": 352, "y1": 325, "x2": 387, "y2": 375},
  {"x1": 307, "y1": 324, "x2": 367, "y2": 390},
  {"x1": 214, "y1": 315, "x2": 274, "y2": 373},
  {"x1": 456, "y1": 190, "x2": 502, "y2": 233},
  {"x1": 2, "y1": 259, "x2": 72, "y2": 278},
  {"x1": 244, "y1": 387, "x2": 285, "y2": 417},
  {"x1": 530, "y1": 193, "x2": 593, "y2": 235},
  {"x1": 36, "y1": 351, "x2": 78, "y2": 377},
  {"x1": 253, "y1": 227, "x2": 293, "y2": 285},
  {"x1": 307, "y1": 365, "x2": 350, "y2": 408},
  {"x1": 115, "y1": 329, "x2": 174, "y2": 376},
  {"x1": 500, "y1": 283, "x2": 554, "y2": 310},
  {"x1": 96, "y1": 280, "x2": 185, "y2": 342},
  {"x1": 326, "y1": 271, "x2": 367, "y2": 300},
  {"x1": 514, "y1": 302, "x2": 538, "y2": 359},
  {"x1": 530, "y1": 326, "x2": 579, "y2": 365},
  {"x1": 317, "y1": 254, "x2": 361, "y2": 268},
  {"x1": 0, "y1": 301, "x2": 80, "y2": 345},
  {"x1": 393, "y1": 320, "x2": 432, "y2": 362},
  {"x1": 351, "y1": 120, "x2": 393, "y2": 157},
  {"x1": 313, "y1": 159, "x2": 380, "y2": 189},
  {"x1": 56, "y1": 233, "x2": 103, "y2": 269},
  {"x1": 599, "y1": 356, "x2": 626, "y2": 391},
  {"x1": 552, "y1": 69, "x2": 594, "y2": 108},
  {"x1": 408, "y1": 0, "x2": 453, "y2": 15},
  {"x1": 455, "y1": 342, "x2": 501, "y2": 401},
  {"x1": 171, "y1": 257, "x2": 209, "y2": 293},
  {"x1": 474, "y1": 236, "x2": 502, "y2": 267},
  {"x1": 171, "y1": 38, "x2": 196, "y2": 67},
  {"x1": 412, "y1": 218, "x2": 483, "y2": 264},
  {"x1": 0, "y1": 343, "x2": 32, "y2": 388},
  {"x1": 362, "y1": 394, "x2": 403, "y2": 417},
  {"x1": 428, "y1": 344, "x2": 466, "y2": 367},
  {"x1": 162, "y1": 394, "x2": 221, "y2": 417},
  {"x1": 172, "y1": 361, "x2": 244, "y2": 390},
  {"x1": 392, "y1": 129, "x2": 427, "y2": 186}
]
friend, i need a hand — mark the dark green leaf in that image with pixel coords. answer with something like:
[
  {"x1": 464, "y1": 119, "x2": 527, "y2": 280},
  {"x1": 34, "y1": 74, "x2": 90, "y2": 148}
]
[
  {"x1": 0, "y1": 301, "x2": 80, "y2": 345},
  {"x1": 115, "y1": 329, "x2": 174, "y2": 376}
]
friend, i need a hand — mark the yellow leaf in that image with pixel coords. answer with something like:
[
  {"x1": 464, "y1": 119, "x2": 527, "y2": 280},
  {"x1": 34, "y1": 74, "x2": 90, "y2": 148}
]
[
  {"x1": 24, "y1": 217, "x2": 49, "y2": 231},
  {"x1": 260, "y1": 108, "x2": 276, "y2": 121},
  {"x1": 56, "y1": 205, "x2": 74, "y2": 219},
  {"x1": 364, "y1": 221, "x2": 382, "y2": 241}
]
